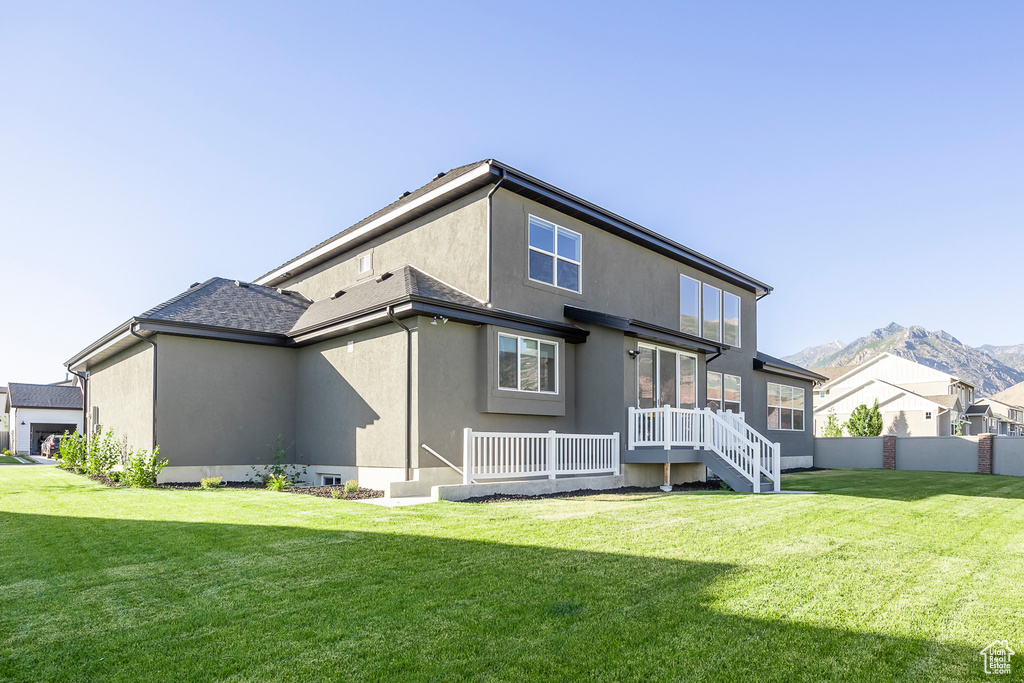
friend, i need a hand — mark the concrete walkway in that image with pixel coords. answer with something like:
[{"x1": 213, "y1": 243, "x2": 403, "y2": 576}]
[{"x1": 28, "y1": 455, "x2": 56, "y2": 465}]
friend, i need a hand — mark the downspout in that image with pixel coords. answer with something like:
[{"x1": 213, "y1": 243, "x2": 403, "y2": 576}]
[
  {"x1": 485, "y1": 166, "x2": 507, "y2": 306},
  {"x1": 386, "y1": 306, "x2": 413, "y2": 481},
  {"x1": 129, "y1": 322, "x2": 158, "y2": 450},
  {"x1": 66, "y1": 365, "x2": 89, "y2": 438}
]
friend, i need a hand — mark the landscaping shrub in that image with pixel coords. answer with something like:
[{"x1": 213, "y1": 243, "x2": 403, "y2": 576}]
[
  {"x1": 121, "y1": 446, "x2": 168, "y2": 488},
  {"x1": 265, "y1": 474, "x2": 291, "y2": 491},
  {"x1": 248, "y1": 436, "x2": 307, "y2": 485},
  {"x1": 85, "y1": 429, "x2": 121, "y2": 476},
  {"x1": 2, "y1": 448, "x2": 12, "y2": 456},
  {"x1": 344, "y1": 479, "x2": 359, "y2": 493},
  {"x1": 331, "y1": 490, "x2": 342, "y2": 499},
  {"x1": 200, "y1": 476, "x2": 222, "y2": 489},
  {"x1": 57, "y1": 431, "x2": 87, "y2": 472}
]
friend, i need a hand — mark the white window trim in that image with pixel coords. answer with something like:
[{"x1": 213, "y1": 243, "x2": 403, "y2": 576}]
[
  {"x1": 702, "y1": 283, "x2": 722, "y2": 343},
  {"x1": 527, "y1": 215, "x2": 582, "y2": 294},
  {"x1": 636, "y1": 342, "x2": 699, "y2": 409},
  {"x1": 498, "y1": 333, "x2": 559, "y2": 394},
  {"x1": 767, "y1": 382, "x2": 806, "y2": 432},
  {"x1": 723, "y1": 291, "x2": 741, "y2": 348},
  {"x1": 321, "y1": 474, "x2": 345, "y2": 486},
  {"x1": 357, "y1": 252, "x2": 372, "y2": 275},
  {"x1": 679, "y1": 274, "x2": 702, "y2": 337}
]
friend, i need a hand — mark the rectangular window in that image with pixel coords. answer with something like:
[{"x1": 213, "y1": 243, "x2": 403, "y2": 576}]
[
  {"x1": 679, "y1": 275, "x2": 701, "y2": 336},
  {"x1": 924, "y1": 411, "x2": 933, "y2": 421},
  {"x1": 322, "y1": 475, "x2": 344, "y2": 486},
  {"x1": 357, "y1": 253, "x2": 372, "y2": 274},
  {"x1": 723, "y1": 292, "x2": 741, "y2": 347},
  {"x1": 498, "y1": 333, "x2": 558, "y2": 394},
  {"x1": 768, "y1": 382, "x2": 805, "y2": 431},
  {"x1": 723, "y1": 374, "x2": 741, "y2": 413},
  {"x1": 637, "y1": 344, "x2": 697, "y2": 409},
  {"x1": 702, "y1": 284, "x2": 721, "y2": 342},
  {"x1": 707, "y1": 372, "x2": 722, "y2": 412},
  {"x1": 528, "y1": 216, "x2": 581, "y2": 293}
]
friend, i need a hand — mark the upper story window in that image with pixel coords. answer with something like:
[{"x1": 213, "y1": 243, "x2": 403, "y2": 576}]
[
  {"x1": 528, "y1": 216, "x2": 581, "y2": 293},
  {"x1": 702, "y1": 285, "x2": 722, "y2": 342},
  {"x1": 678, "y1": 275, "x2": 742, "y2": 348},
  {"x1": 679, "y1": 276, "x2": 700, "y2": 336},
  {"x1": 498, "y1": 333, "x2": 558, "y2": 393},
  {"x1": 357, "y1": 252, "x2": 372, "y2": 274},
  {"x1": 723, "y1": 292, "x2": 741, "y2": 346},
  {"x1": 768, "y1": 382, "x2": 805, "y2": 431}
]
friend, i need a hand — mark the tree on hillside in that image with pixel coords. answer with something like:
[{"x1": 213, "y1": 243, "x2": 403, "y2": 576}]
[
  {"x1": 845, "y1": 401, "x2": 883, "y2": 437},
  {"x1": 821, "y1": 409, "x2": 844, "y2": 437}
]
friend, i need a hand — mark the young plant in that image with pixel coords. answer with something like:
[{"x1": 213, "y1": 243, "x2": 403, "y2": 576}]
[
  {"x1": 248, "y1": 436, "x2": 307, "y2": 485},
  {"x1": 343, "y1": 479, "x2": 359, "y2": 493},
  {"x1": 265, "y1": 473, "x2": 291, "y2": 491},
  {"x1": 330, "y1": 489, "x2": 342, "y2": 499},
  {"x1": 121, "y1": 446, "x2": 168, "y2": 488},
  {"x1": 845, "y1": 401, "x2": 883, "y2": 437},
  {"x1": 821, "y1": 409, "x2": 844, "y2": 438},
  {"x1": 200, "y1": 476, "x2": 222, "y2": 489}
]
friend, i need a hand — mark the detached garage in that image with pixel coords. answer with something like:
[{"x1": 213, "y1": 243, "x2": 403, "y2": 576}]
[{"x1": 4, "y1": 383, "x2": 84, "y2": 455}]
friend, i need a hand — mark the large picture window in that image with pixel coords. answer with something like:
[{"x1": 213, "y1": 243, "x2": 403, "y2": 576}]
[
  {"x1": 723, "y1": 292, "x2": 741, "y2": 347},
  {"x1": 768, "y1": 382, "x2": 805, "y2": 431},
  {"x1": 528, "y1": 216, "x2": 581, "y2": 293},
  {"x1": 637, "y1": 344, "x2": 697, "y2": 409},
  {"x1": 680, "y1": 275, "x2": 701, "y2": 336},
  {"x1": 707, "y1": 372, "x2": 741, "y2": 413},
  {"x1": 499, "y1": 334, "x2": 557, "y2": 393},
  {"x1": 702, "y1": 284, "x2": 722, "y2": 342}
]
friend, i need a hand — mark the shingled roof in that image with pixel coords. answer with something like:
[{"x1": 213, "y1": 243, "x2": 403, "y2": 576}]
[
  {"x1": 290, "y1": 265, "x2": 485, "y2": 335},
  {"x1": 140, "y1": 278, "x2": 312, "y2": 336},
  {"x1": 8, "y1": 383, "x2": 83, "y2": 410}
]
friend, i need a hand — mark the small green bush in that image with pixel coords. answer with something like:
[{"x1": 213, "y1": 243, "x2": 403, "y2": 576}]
[
  {"x1": 85, "y1": 429, "x2": 121, "y2": 476},
  {"x1": 330, "y1": 489, "x2": 342, "y2": 499},
  {"x1": 200, "y1": 476, "x2": 222, "y2": 489},
  {"x1": 265, "y1": 474, "x2": 291, "y2": 491},
  {"x1": 343, "y1": 479, "x2": 359, "y2": 493},
  {"x1": 2, "y1": 448, "x2": 12, "y2": 456},
  {"x1": 57, "y1": 431, "x2": 87, "y2": 472},
  {"x1": 248, "y1": 436, "x2": 307, "y2": 485},
  {"x1": 121, "y1": 446, "x2": 168, "y2": 488}
]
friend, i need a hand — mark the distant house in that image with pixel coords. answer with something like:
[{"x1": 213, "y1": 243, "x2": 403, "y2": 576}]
[
  {"x1": 965, "y1": 404, "x2": 996, "y2": 435},
  {"x1": 4, "y1": 383, "x2": 84, "y2": 455},
  {"x1": 974, "y1": 397, "x2": 1024, "y2": 436},
  {"x1": 812, "y1": 353, "x2": 974, "y2": 436},
  {"x1": 0, "y1": 386, "x2": 7, "y2": 433}
]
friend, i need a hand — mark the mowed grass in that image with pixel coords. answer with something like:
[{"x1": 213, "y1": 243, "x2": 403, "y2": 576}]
[{"x1": 1, "y1": 468, "x2": 1022, "y2": 682}]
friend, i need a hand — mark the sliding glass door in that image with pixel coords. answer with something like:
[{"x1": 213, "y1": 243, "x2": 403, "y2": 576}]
[{"x1": 636, "y1": 344, "x2": 698, "y2": 409}]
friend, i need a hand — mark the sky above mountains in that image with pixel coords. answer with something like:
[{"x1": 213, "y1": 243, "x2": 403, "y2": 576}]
[{"x1": 2, "y1": 1, "x2": 1023, "y2": 383}]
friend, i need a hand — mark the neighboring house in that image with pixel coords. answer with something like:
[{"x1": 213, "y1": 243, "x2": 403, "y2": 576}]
[
  {"x1": 974, "y1": 398, "x2": 1024, "y2": 436},
  {"x1": 812, "y1": 352, "x2": 975, "y2": 436},
  {"x1": 66, "y1": 159, "x2": 825, "y2": 495},
  {"x1": 0, "y1": 386, "x2": 7, "y2": 432},
  {"x1": 4, "y1": 383, "x2": 84, "y2": 455},
  {"x1": 965, "y1": 404, "x2": 997, "y2": 435}
]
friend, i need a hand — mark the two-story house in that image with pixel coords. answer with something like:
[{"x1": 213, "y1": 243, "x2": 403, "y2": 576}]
[
  {"x1": 66, "y1": 160, "x2": 825, "y2": 496},
  {"x1": 812, "y1": 352, "x2": 975, "y2": 436},
  {"x1": 974, "y1": 398, "x2": 1024, "y2": 436}
]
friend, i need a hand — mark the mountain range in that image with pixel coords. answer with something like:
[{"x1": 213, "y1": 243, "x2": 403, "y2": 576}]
[{"x1": 782, "y1": 323, "x2": 1024, "y2": 397}]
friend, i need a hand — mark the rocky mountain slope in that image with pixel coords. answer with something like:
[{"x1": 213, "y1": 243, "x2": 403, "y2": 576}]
[{"x1": 783, "y1": 323, "x2": 1024, "y2": 396}]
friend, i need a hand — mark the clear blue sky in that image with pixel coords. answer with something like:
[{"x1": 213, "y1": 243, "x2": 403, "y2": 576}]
[{"x1": 2, "y1": 1, "x2": 1022, "y2": 383}]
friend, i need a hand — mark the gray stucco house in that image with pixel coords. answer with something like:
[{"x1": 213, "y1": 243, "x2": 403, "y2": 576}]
[{"x1": 67, "y1": 160, "x2": 825, "y2": 496}]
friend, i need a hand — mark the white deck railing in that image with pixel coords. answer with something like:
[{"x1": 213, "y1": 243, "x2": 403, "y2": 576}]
[
  {"x1": 462, "y1": 429, "x2": 619, "y2": 484},
  {"x1": 628, "y1": 406, "x2": 780, "y2": 493}
]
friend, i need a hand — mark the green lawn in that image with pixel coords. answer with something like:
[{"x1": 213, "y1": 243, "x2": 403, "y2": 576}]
[
  {"x1": 0, "y1": 455, "x2": 26, "y2": 464},
  {"x1": 1, "y1": 467, "x2": 1022, "y2": 682}
]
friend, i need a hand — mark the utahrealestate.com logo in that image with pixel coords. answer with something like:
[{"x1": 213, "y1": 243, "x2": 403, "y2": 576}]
[{"x1": 981, "y1": 640, "x2": 1014, "y2": 675}]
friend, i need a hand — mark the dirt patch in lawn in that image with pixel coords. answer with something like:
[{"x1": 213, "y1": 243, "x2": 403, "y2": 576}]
[{"x1": 461, "y1": 481, "x2": 722, "y2": 504}]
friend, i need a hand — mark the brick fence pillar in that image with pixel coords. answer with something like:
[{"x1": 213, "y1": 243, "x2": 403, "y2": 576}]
[
  {"x1": 978, "y1": 434, "x2": 994, "y2": 474},
  {"x1": 882, "y1": 435, "x2": 897, "y2": 469}
]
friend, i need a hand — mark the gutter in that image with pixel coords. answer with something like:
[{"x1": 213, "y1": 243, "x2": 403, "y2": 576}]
[
  {"x1": 485, "y1": 166, "x2": 506, "y2": 306},
  {"x1": 385, "y1": 306, "x2": 413, "y2": 481},
  {"x1": 65, "y1": 366, "x2": 89, "y2": 437},
  {"x1": 129, "y1": 322, "x2": 159, "y2": 450}
]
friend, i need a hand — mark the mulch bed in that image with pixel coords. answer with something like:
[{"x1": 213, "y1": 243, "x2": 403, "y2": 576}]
[
  {"x1": 288, "y1": 486, "x2": 383, "y2": 500},
  {"x1": 781, "y1": 467, "x2": 826, "y2": 473},
  {"x1": 461, "y1": 481, "x2": 722, "y2": 504},
  {"x1": 82, "y1": 472, "x2": 383, "y2": 498}
]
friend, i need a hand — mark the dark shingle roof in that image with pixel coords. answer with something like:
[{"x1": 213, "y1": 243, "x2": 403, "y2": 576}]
[
  {"x1": 256, "y1": 161, "x2": 488, "y2": 282},
  {"x1": 8, "y1": 383, "x2": 83, "y2": 410},
  {"x1": 754, "y1": 352, "x2": 829, "y2": 382},
  {"x1": 290, "y1": 265, "x2": 485, "y2": 334},
  {"x1": 140, "y1": 278, "x2": 311, "y2": 336},
  {"x1": 966, "y1": 405, "x2": 991, "y2": 416}
]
